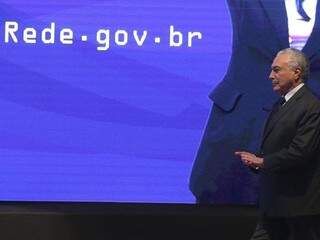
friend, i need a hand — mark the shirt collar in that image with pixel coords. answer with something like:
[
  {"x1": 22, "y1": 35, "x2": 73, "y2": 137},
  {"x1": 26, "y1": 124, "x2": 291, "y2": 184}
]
[{"x1": 284, "y1": 82, "x2": 305, "y2": 102}]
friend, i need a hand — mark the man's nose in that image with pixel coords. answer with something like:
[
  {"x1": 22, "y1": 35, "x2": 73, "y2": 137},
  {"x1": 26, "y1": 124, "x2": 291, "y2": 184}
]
[{"x1": 269, "y1": 71, "x2": 274, "y2": 80}]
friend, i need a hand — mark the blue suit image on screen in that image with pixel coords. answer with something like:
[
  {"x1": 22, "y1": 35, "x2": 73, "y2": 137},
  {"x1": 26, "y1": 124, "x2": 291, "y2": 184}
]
[{"x1": 189, "y1": 0, "x2": 320, "y2": 204}]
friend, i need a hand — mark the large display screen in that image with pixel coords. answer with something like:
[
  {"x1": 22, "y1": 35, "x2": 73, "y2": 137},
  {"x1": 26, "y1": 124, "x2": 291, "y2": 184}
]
[{"x1": 0, "y1": 0, "x2": 232, "y2": 202}]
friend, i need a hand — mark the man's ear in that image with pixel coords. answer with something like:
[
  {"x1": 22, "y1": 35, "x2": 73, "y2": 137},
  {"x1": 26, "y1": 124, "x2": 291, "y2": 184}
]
[{"x1": 294, "y1": 68, "x2": 302, "y2": 81}]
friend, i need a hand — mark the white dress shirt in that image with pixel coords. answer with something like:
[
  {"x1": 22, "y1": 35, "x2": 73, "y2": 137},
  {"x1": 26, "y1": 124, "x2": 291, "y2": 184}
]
[{"x1": 284, "y1": 82, "x2": 305, "y2": 102}]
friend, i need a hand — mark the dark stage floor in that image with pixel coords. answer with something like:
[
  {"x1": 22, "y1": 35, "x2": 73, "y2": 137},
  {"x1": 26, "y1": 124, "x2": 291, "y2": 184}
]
[{"x1": 0, "y1": 202, "x2": 257, "y2": 240}]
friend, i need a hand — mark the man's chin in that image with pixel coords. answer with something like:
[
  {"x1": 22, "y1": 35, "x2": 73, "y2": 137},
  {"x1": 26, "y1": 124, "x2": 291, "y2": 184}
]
[{"x1": 272, "y1": 86, "x2": 280, "y2": 93}]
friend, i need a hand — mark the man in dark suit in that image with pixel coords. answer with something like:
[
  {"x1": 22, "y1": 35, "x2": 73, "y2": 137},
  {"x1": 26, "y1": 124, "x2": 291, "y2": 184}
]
[
  {"x1": 236, "y1": 48, "x2": 320, "y2": 240},
  {"x1": 189, "y1": 0, "x2": 320, "y2": 204}
]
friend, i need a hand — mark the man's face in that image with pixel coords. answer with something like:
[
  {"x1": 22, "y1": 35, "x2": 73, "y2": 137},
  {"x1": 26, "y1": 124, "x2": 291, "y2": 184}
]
[{"x1": 269, "y1": 53, "x2": 301, "y2": 95}]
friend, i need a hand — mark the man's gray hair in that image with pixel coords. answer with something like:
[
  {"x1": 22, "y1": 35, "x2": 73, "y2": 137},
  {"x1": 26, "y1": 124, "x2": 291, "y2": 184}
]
[{"x1": 277, "y1": 48, "x2": 310, "y2": 82}]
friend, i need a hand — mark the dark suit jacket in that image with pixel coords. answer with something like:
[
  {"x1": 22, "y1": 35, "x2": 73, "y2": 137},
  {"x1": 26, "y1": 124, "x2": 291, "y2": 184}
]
[
  {"x1": 190, "y1": 0, "x2": 320, "y2": 204},
  {"x1": 259, "y1": 86, "x2": 320, "y2": 217}
]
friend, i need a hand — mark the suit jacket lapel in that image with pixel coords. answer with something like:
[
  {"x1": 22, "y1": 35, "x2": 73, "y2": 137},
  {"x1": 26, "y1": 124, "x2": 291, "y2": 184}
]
[
  {"x1": 302, "y1": 0, "x2": 320, "y2": 63},
  {"x1": 259, "y1": 0, "x2": 289, "y2": 50},
  {"x1": 261, "y1": 86, "x2": 307, "y2": 145}
]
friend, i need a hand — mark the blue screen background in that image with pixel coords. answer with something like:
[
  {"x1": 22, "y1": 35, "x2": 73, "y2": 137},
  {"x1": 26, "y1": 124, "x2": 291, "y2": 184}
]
[{"x1": 0, "y1": 0, "x2": 231, "y2": 202}]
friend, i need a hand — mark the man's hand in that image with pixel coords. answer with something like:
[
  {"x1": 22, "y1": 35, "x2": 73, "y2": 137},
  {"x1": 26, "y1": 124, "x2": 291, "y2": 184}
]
[{"x1": 235, "y1": 151, "x2": 264, "y2": 169}]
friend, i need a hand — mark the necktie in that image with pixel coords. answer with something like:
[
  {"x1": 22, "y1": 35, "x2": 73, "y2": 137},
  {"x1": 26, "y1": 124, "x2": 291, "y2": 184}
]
[
  {"x1": 296, "y1": 0, "x2": 311, "y2": 22},
  {"x1": 264, "y1": 97, "x2": 286, "y2": 134},
  {"x1": 279, "y1": 97, "x2": 286, "y2": 106}
]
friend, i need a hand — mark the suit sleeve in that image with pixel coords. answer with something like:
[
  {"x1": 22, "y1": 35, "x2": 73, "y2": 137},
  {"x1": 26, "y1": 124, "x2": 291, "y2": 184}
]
[{"x1": 263, "y1": 107, "x2": 320, "y2": 172}]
